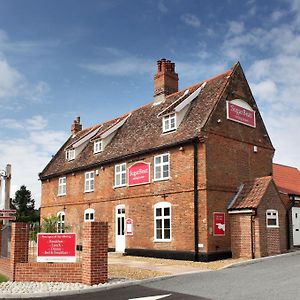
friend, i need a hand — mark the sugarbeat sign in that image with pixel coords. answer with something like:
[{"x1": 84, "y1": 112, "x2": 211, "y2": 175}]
[
  {"x1": 128, "y1": 162, "x2": 150, "y2": 186},
  {"x1": 227, "y1": 99, "x2": 256, "y2": 128},
  {"x1": 37, "y1": 233, "x2": 76, "y2": 262}
]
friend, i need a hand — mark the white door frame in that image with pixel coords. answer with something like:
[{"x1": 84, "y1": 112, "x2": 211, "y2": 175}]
[
  {"x1": 292, "y1": 207, "x2": 300, "y2": 246},
  {"x1": 115, "y1": 204, "x2": 125, "y2": 252}
]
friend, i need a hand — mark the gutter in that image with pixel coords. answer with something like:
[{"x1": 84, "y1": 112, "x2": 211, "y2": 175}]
[
  {"x1": 40, "y1": 137, "x2": 198, "y2": 181},
  {"x1": 193, "y1": 139, "x2": 199, "y2": 262}
]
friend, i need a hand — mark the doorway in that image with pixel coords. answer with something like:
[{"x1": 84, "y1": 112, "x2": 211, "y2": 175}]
[
  {"x1": 292, "y1": 207, "x2": 300, "y2": 246},
  {"x1": 115, "y1": 204, "x2": 125, "y2": 252}
]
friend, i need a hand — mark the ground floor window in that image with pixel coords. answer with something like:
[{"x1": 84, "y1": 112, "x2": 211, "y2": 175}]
[
  {"x1": 154, "y1": 202, "x2": 171, "y2": 241},
  {"x1": 84, "y1": 208, "x2": 95, "y2": 222},
  {"x1": 266, "y1": 209, "x2": 279, "y2": 228},
  {"x1": 57, "y1": 211, "x2": 65, "y2": 233}
]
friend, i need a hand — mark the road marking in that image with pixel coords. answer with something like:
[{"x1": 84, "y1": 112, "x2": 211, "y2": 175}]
[{"x1": 129, "y1": 294, "x2": 172, "y2": 300}]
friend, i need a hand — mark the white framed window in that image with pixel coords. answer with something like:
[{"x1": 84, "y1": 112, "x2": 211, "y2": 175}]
[
  {"x1": 266, "y1": 209, "x2": 279, "y2": 228},
  {"x1": 84, "y1": 171, "x2": 94, "y2": 192},
  {"x1": 154, "y1": 202, "x2": 171, "y2": 242},
  {"x1": 58, "y1": 177, "x2": 66, "y2": 196},
  {"x1": 57, "y1": 211, "x2": 65, "y2": 233},
  {"x1": 84, "y1": 208, "x2": 95, "y2": 222},
  {"x1": 163, "y1": 113, "x2": 176, "y2": 133},
  {"x1": 154, "y1": 153, "x2": 170, "y2": 181},
  {"x1": 66, "y1": 149, "x2": 75, "y2": 161},
  {"x1": 115, "y1": 163, "x2": 126, "y2": 187},
  {"x1": 94, "y1": 140, "x2": 102, "y2": 154}
]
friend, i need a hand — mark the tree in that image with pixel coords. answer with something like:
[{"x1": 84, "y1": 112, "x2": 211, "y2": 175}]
[{"x1": 12, "y1": 185, "x2": 37, "y2": 222}]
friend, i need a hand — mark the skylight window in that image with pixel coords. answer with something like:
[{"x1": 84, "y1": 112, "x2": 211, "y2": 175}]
[{"x1": 163, "y1": 113, "x2": 176, "y2": 133}]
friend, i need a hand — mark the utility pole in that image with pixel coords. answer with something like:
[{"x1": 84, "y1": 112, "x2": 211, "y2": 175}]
[{"x1": 4, "y1": 164, "x2": 11, "y2": 210}]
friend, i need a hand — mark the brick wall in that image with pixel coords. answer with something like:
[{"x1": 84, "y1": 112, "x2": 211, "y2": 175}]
[
  {"x1": 0, "y1": 222, "x2": 108, "y2": 285},
  {"x1": 230, "y1": 214, "x2": 252, "y2": 258}
]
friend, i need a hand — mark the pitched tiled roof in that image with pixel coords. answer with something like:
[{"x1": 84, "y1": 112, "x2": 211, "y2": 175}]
[
  {"x1": 228, "y1": 176, "x2": 272, "y2": 210},
  {"x1": 40, "y1": 66, "x2": 234, "y2": 179},
  {"x1": 273, "y1": 163, "x2": 300, "y2": 195}
]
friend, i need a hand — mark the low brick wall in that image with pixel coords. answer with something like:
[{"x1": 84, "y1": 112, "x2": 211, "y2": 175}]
[
  {"x1": 0, "y1": 257, "x2": 12, "y2": 279},
  {"x1": 0, "y1": 222, "x2": 108, "y2": 285},
  {"x1": 15, "y1": 262, "x2": 82, "y2": 283}
]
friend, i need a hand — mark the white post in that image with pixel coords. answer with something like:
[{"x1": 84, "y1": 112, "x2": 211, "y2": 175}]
[{"x1": 4, "y1": 164, "x2": 11, "y2": 210}]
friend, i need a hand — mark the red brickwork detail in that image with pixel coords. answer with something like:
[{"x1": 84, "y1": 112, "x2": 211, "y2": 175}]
[
  {"x1": 82, "y1": 222, "x2": 108, "y2": 285},
  {"x1": 14, "y1": 263, "x2": 82, "y2": 283},
  {"x1": 0, "y1": 222, "x2": 108, "y2": 285}
]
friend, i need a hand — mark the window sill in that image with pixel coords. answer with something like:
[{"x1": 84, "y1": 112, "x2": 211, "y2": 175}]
[
  {"x1": 113, "y1": 184, "x2": 127, "y2": 189},
  {"x1": 267, "y1": 225, "x2": 279, "y2": 228},
  {"x1": 154, "y1": 239, "x2": 172, "y2": 243},
  {"x1": 162, "y1": 129, "x2": 176, "y2": 134},
  {"x1": 84, "y1": 190, "x2": 94, "y2": 193},
  {"x1": 57, "y1": 194, "x2": 66, "y2": 197},
  {"x1": 153, "y1": 177, "x2": 170, "y2": 182}
]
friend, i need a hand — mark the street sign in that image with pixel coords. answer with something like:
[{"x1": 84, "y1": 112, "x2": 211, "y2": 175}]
[
  {"x1": 0, "y1": 215, "x2": 16, "y2": 221},
  {"x1": 0, "y1": 209, "x2": 16, "y2": 221},
  {"x1": 0, "y1": 209, "x2": 16, "y2": 214}
]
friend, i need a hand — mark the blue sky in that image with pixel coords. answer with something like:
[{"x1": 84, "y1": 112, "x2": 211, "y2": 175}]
[{"x1": 0, "y1": 0, "x2": 299, "y2": 206}]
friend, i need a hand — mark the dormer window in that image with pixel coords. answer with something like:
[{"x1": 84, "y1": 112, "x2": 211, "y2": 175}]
[
  {"x1": 94, "y1": 140, "x2": 102, "y2": 154},
  {"x1": 163, "y1": 113, "x2": 176, "y2": 133},
  {"x1": 66, "y1": 149, "x2": 75, "y2": 161}
]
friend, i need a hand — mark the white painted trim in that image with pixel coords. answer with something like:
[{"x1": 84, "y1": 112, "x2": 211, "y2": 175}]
[
  {"x1": 84, "y1": 171, "x2": 95, "y2": 192},
  {"x1": 72, "y1": 126, "x2": 102, "y2": 148},
  {"x1": 57, "y1": 176, "x2": 67, "y2": 196},
  {"x1": 266, "y1": 209, "x2": 279, "y2": 228},
  {"x1": 154, "y1": 201, "x2": 172, "y2": 242},
  {"x1": 174, "y1": 82, "x2": 206, "y2": 112},
  {"x1": 154, "y1": 153, "x2": 170, "y2": 181},
  {"x1": 228, "y1": 209, "x2": 254, "y2": 214},
  {"x1": 84, "y1": 208, "x2": 95, "y2": 222},
  {"x1": 114, "y1": 163, "x2": 127, "y2": 187},
  {"x1": 162, "y1": 113, "x2": 176, "y2": 133},
  {"x1": 101, "y1": 114, "x2": 131, "y2": 139}
]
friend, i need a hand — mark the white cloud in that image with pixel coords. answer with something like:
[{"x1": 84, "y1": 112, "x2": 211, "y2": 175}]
[
  {"x1": 271, "y1": 10, "x2": 286, "y2": 22},
  {"x1": 228, "y1": 21, "x2": 245, "y2": 35},
  {"x1": 0, "y1": 59, "x2": 22, "y2": 99},
  {"x1": 180, "y1": 14, "x2": 201, "y2": 28},
  {"x1": 0, "y1": 118, "x2": 23, "y2": 130},
  {"x1": 251, "y1": 80, "x2": 278, "y2": 101},
  {"x1": 81, "y1": 56, "x2": 152, "y2": 76},
  {"x1": 158, "y1": 0, "x2": 168, "y2": 13},
  {"x1": 26, "y1": 115, "x2": 48, "y2": 131}
]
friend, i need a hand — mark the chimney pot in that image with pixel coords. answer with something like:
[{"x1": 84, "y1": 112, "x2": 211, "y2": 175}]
[
  {"x1": 154, "y1": 58, "x2": 179, "y2": 103},
  {"x1": 71, "y1": 116, "x2": 82, "y2": 135}
]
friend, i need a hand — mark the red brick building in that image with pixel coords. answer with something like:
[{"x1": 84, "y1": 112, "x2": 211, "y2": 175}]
[
  {"x1": 273, "y1": 163, "x2": 300, "y2": 248},
  {"x1": 40, "y1": 59, "x2": 287, "y2": 261}
]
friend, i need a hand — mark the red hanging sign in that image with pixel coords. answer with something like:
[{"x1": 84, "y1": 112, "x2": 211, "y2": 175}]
[
  {"x1": 37, "y1": 233, "x2": 76, "y2": 262},
  {"x1": 125, "y1": 218, "x2": 133, "y2": 235},
  {"x1": 214, "y1": 212, "x2": 225, "y2": 236},
  {"x1": 128, "y1": 162, "x2": 150, "y2": 186},
  {"x1": 227, "y1": 101, "x2": 256, "y2": 128}
]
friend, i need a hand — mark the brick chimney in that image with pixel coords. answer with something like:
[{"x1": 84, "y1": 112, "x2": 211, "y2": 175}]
[
  {"x1": 154, "y1": 58, "x2": 179, "y2": 103},
  {"x1": 71, "y1": 116, "x2": 82, "y2": 135}
]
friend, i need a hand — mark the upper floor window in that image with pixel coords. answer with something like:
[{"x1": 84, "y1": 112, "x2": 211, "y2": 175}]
[
  {"x1": 57, "y1": 211, "x2": 65, "y2": 233},
  {"x1": 163, "y1": 113, "x2": 176, "y2": 133},
  {"x1": 154, "y1": 202, "x2": 171, "y2": 241},
  {"x1": 266, "y1": 209, "x2": 279, "y2": 228},
  {"x1": 94, "y1": 140, "x2": 102, "y2": 154},
  {"x1": 58, "y1": 177, "x2": 66, "y2": 196},
  {"x1": 85, "y1": 171, "x2": 94, "y2": 192},
  {"x1": 115, "y1": 163, "x2": 126, "y2": 187},
  {"x1": 154, "y1": 153, "x2": 170, "y2": 181},
  {"x1": 84, "y1": 208, "x2": 95, "y2": 222},
  {"x1": 66, "y1": 149, "x2": 75, "y2": 161}
]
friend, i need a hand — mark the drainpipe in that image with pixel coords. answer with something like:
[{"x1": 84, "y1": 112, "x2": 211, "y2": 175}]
[
  {"x1": 250, "y1": 210, "x2": 256, "y2": 259},
  {"x1": 193, "y1": 140, "x2": 199, "y2": 261}
]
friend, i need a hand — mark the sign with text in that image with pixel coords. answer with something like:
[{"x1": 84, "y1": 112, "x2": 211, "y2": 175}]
[
  {"x1": 227, "y1": 100, "x2": 256, "y2": 128},
  {"x1": 125, "y1": 218, "x2": 133, "y2": 235},
  {"x1": 213, "y1": 212, "x2": 225, "y2": 236},
  {"x1": 128, "y1": 162, "x2": 150, "y2": 186},
  {"x1": 0, "y1": 209, "x2": 16, "y2": 221},
  {"x1": 37, "y1": 233, "x2": 76, "y2": 263}
]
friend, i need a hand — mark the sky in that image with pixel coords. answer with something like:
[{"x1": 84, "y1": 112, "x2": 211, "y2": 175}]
[{"x1": 0, "y1": 0, "x2": 299, "y2": 207}]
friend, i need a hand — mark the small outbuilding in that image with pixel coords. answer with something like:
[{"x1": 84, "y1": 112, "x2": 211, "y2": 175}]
[{"x1": 228, "y1": 176, "x2": 287, "y2": 259}]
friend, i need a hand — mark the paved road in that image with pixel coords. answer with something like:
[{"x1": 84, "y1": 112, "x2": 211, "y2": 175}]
[
  {"x1": 33, "y1": 252, "x2": 300, "y2": 300},
  {"x1": 36, "y1": 286, "x2": 208, "y2": 300},
  {"x1": 144, "y1": 252, "x2": 300, "y2": 300}
]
